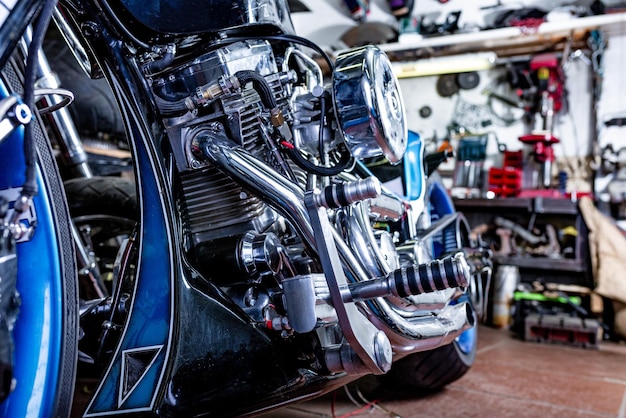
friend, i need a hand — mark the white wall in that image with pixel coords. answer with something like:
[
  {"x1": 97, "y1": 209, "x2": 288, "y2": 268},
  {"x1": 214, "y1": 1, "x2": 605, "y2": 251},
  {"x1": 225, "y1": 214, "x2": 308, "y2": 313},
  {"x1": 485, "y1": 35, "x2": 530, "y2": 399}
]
[{"x1": 597, "y1": 30, "x2": 626, "y2": 151}]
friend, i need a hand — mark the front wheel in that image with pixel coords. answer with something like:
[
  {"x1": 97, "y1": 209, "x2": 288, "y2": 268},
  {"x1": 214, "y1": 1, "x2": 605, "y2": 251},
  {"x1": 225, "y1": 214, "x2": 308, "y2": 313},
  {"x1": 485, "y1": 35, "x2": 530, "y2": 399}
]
[
  {"x1": 64, "y1": 176, "x2": 137, "y2": 297},
  {"x1": 385, "y1": 170, "x2": 478, "y2": 391},
  {"x1": 0, "y1": 59, "x2": 78, "y2": 418}
]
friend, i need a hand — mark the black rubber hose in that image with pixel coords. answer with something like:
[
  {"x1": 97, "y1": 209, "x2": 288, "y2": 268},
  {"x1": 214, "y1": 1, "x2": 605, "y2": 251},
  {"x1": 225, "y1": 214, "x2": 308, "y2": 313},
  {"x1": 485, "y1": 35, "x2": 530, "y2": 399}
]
[
  {"x1": 144, "y1": 47, "x2": 175, "y2": 74},
  {"x1": 154, "y1": 95, "x2": 189, "y2": 117},
  {"x1": 22, "y1": 0, "x2": 58, "y2": 198},
  {"x1": 152, "y1": 82, "x2": 189, "y2": 102},
  {"x1": 318, "y1": 94, "x2": 327, "y2": 164},
  {"x1": 234, "y1": 70, "x2": 277, "y2": 111},
  {"x1": 284, "y1": 145, "x2": 352, "y2": 177},
  {"x1": 153, "y1": 70, "x2": 275, "y2": 116},
  {"x1": 99, "y1": 0, "x2": 150, "y2": 50}
]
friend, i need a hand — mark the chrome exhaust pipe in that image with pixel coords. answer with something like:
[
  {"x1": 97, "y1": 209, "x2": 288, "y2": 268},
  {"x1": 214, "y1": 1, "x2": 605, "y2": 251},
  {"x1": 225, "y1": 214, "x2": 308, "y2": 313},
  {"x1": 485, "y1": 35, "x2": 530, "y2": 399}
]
[
  {"x1": 202, "y1": 137, "x2": 473, "y2": 350},
  {"x1": 369, "y1": 300, "x2": 474, "y2": 353},
  {"x1": 200, "y1": 137, "x2": 316, "y2": 252}
]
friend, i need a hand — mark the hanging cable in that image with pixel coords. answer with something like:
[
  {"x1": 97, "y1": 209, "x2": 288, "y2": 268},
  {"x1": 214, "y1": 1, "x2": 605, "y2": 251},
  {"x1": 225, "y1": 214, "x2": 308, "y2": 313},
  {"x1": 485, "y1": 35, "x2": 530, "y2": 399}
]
[
  {"x1": 21, "y1": 0, "x2": 58, "y2": 200},
  {"x1": 318, "y1": 93, "x2": 327, "y2": 165}
]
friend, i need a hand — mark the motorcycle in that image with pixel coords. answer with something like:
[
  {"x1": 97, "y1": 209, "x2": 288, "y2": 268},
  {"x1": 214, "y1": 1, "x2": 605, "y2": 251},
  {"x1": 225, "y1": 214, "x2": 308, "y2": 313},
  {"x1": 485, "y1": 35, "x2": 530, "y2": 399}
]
[{"x1": 0, "y1": 0, "x2": 486, "y2": 416}]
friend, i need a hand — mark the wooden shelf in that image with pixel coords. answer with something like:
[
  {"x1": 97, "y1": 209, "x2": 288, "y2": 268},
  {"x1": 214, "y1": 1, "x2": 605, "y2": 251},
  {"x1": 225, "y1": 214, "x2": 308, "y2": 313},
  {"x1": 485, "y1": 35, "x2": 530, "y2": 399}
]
[{"x1": 379, "y1": 12, "x2": 626, "y2": 61}]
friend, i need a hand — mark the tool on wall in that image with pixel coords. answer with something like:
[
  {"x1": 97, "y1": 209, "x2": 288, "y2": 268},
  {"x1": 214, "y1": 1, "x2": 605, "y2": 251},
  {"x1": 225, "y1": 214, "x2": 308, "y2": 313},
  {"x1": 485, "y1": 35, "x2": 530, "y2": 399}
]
[
  {"x1": 598, "y1": 141, "x2": 626, "y2": 220},
  {"x1": 518, "y1": 53, "x2": 565, "y2": 190},
  {"x1": 452, "y1": 134, "x2": 489, "y2": 194},
  {"x1": 451, "y1": 129, "x2": 506, "y2": 198},
  {"x1": 341, "y1": 0, "x2": 370, "y2": 22},
  {"x1": 340, "y1": 0, "x2": 415, "y2": 21},
  {"x1": 436, "y1": 71, "x2": 481, "y2": 98}
]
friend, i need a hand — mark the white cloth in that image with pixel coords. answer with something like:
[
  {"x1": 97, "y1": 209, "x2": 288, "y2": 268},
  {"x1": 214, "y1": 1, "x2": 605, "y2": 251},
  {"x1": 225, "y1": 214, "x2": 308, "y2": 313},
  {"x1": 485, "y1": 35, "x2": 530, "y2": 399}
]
[{"x1": 579, "y1": 196, "x2": 626, "y2": 304}]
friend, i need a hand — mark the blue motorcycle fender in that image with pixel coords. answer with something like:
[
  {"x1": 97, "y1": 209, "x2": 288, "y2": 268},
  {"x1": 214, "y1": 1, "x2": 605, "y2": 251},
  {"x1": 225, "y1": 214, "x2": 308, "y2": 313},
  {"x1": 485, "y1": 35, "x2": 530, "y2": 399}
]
[{"x1": 0, "y1": 97, "x2": 67, "y2": 417}]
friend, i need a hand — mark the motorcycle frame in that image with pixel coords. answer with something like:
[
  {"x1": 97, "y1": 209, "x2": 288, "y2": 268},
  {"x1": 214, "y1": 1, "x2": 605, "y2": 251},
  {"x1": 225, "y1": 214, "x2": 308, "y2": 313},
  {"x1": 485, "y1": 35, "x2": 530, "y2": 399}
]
[
  {"x1": 0, "y1": 0, "x2": 478, "y2": 415},
  {"x1": 56, "y1": 2, "x2": 365, "y2": 415}
]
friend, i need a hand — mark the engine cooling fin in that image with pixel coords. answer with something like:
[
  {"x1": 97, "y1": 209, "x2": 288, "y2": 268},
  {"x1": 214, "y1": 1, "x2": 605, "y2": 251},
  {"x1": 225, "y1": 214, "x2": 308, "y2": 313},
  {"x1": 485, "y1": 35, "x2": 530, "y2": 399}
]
[{"x1": 179, "y1": 167, "x2": 269, "y2": 244}]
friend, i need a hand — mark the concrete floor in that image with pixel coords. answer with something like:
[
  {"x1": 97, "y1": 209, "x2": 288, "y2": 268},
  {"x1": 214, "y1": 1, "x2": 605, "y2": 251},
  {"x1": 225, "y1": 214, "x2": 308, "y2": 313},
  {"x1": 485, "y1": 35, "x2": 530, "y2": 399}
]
[{"x1": 261, "y1": 325, "x2": 626, "y2": 418}]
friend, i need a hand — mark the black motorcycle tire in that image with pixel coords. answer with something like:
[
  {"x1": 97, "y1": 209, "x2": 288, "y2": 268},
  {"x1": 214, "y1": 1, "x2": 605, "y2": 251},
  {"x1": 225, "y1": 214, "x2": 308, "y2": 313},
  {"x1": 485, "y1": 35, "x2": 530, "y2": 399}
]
[
  {"x1": 63, "y1": 176, "x2": 137, "y2": 294},
  {"x1": 37, "y1": 116, "x2": 80, "y2": 418},
  {"x1": 382, "y1": 318, "x2": 477, "y2": 391},
  {"x1": 64, "y1": 176, "x2": 136, "y2": 219},
  {"x1": 43, "y1": 34, "x2": 127, "y2": 146}
]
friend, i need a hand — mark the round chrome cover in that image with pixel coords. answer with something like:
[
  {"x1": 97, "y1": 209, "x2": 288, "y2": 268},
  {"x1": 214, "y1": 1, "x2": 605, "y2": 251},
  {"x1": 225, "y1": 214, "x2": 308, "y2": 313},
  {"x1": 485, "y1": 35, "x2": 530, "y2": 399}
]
[{"x1": 332, "y1": 46, "x2": 407, "y2": 164}]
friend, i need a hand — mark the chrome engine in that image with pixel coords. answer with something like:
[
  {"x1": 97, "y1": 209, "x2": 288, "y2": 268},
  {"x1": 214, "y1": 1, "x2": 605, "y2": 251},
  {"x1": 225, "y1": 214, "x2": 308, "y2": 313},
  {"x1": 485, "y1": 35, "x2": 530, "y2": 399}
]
[
  {"x1": 152, "y1": 41, "x2": 294, "y2": 245},
  {"x1": 146, "y1": 39, "x2": 475, "y2": 375}
]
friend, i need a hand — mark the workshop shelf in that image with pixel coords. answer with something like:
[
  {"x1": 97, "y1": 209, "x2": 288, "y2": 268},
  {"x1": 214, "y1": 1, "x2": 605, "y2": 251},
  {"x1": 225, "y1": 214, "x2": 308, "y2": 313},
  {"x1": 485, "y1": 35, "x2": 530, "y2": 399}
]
[{"x1": 453, "y1": 196, "x2": 592, "y2": 288}]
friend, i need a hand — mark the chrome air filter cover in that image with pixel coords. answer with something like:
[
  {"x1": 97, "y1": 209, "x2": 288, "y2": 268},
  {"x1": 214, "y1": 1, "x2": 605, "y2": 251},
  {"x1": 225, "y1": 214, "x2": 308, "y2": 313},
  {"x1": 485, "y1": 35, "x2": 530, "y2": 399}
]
[{"x1": 332, "y1": 45, "x2": 407, "y2": 164}]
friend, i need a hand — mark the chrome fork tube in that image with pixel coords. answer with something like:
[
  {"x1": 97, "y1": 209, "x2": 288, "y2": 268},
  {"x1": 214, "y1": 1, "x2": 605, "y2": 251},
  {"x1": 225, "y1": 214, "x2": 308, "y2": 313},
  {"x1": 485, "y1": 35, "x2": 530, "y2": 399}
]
[{"x1": 20, "y1": 26, "x2": 92, "y2": 178}]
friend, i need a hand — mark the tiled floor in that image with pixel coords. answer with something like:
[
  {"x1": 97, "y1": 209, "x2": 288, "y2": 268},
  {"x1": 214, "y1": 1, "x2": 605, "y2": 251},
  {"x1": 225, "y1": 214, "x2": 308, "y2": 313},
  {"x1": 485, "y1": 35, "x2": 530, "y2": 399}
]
[{"x1": 261, "y1": 325, "x2": 626, "y2": 418}]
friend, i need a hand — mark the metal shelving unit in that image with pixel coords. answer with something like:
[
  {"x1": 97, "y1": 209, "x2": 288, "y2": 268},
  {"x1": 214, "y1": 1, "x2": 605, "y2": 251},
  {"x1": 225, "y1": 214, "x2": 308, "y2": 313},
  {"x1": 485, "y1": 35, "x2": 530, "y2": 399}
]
[{"x1": 454, "y1": 196, "x2": 592, "y2": 287}]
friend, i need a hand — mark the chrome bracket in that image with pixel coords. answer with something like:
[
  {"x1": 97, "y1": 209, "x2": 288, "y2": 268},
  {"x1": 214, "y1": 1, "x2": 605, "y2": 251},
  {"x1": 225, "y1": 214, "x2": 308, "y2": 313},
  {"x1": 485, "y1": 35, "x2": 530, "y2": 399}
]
[
  {"x1": 0, "y1": 188, "x2": 37, "y2": 243},
  {"x1": 305, "y1": 183, "x2": 392, "y2": 375},
  {"x1": 0, "y1": 100, "x2": 31, "y2": 144}
]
